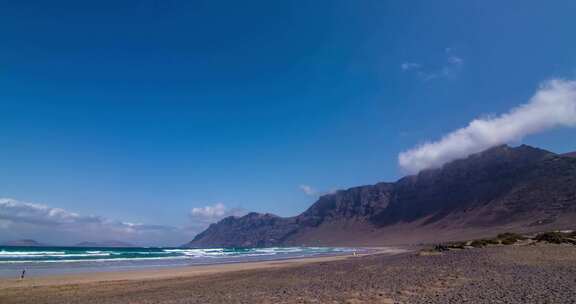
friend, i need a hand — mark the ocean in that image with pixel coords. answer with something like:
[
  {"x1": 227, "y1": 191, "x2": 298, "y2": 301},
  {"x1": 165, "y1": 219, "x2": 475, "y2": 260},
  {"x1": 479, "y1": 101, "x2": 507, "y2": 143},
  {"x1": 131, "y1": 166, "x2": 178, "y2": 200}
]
[{"x1": 0, "y1": 246, "x2": 360, "y2": 278}]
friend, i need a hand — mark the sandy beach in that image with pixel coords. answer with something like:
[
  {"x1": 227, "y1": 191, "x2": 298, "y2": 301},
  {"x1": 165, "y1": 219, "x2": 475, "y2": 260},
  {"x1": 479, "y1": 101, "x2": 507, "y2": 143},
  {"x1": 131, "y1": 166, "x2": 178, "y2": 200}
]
[
  {"x1": 0, "y1": 251, "x2": 374, "y2": 289},
  {"x1": 1, "y1": 244, "x2": 575, "y2": 303}
]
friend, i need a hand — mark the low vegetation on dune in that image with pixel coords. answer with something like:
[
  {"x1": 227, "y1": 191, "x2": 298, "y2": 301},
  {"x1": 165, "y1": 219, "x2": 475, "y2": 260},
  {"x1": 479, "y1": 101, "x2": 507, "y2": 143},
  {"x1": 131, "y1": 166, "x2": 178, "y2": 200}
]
[
  {"x1": 432, "y1": 230, "x2": 576, "y2": 252},
  {"x1": 534, "y1": 231, "x2": 576, "y2": 245}
]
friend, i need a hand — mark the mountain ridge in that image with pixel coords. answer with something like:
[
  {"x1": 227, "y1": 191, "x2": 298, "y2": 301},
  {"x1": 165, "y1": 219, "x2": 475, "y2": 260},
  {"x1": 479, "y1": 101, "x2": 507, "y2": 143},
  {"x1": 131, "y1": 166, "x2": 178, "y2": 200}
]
[{"x1": 185, "y1": 145, "x2": 576, "y2": 248}]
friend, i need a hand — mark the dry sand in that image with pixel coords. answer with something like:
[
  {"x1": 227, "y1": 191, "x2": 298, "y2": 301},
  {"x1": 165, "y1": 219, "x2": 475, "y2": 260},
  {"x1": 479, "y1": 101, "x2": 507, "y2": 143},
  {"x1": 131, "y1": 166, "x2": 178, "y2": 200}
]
[
  {"x1": 0, "y1": 252, "x2": 374, "y2": 289},
  {"x1": 0, "y1": 244, "x2": 575, "y2": 303}
]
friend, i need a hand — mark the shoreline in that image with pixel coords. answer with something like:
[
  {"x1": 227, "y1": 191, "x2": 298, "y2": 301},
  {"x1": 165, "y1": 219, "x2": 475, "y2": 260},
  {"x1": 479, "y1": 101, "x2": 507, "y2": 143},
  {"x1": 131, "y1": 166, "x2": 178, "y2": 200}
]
[{"x1": 0, "y1": 247, "x2": 406, "y2": 290}]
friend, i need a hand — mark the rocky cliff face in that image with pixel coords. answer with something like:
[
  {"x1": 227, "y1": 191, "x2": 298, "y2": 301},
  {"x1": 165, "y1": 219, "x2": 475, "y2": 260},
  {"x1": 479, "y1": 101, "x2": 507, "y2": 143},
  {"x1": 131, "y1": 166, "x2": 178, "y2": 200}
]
[
  {"x1": 371, "y1": 145, "x2": 560, "y2": 226},
  {"x1": 185, "y1": 145, "x2": 576, "y2": 248},
  {"x1": 188, "y1": 213, "x2": 300, "y2": 248}
]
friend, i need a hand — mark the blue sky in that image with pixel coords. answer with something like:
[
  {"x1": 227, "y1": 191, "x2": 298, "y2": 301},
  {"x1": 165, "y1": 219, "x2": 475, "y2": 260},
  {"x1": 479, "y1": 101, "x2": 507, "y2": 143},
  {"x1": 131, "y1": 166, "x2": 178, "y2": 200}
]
[{"x1": 1, "y1": 1, "x2": 576, "y2": 245}]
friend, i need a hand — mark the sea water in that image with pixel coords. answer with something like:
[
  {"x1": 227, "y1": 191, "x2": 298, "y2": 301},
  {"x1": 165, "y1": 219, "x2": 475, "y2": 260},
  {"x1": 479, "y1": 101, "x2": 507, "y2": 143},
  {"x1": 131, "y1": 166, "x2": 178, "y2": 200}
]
[{"x1": 0, "y1": 246, "x2": 361, "y2": 277}]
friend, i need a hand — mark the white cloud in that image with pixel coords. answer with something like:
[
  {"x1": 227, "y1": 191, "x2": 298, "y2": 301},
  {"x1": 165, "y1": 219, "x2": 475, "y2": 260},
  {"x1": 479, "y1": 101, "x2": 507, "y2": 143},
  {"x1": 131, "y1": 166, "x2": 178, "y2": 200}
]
[
  {"x1": 398, "y1": 79, "x2": 576, "y2": 174},
  {"x1": 0, "y1": 199, "x2": 250, "y2": 246},
  {"x1": 0, "y1": 198, "x2": 184, "y2": 246},
  {"x1": 0, "y1": 198, "x2": 93, "y2": 226},
  {"x1": 401, "y1": 62, "x2": 421, "y2": 71},
  {"x1": 401, "y1": 49, "x2": 464, "y2": 81},
  {"x1": 447, "y1": 55, "x2": 463, "y2": 65},
  {"x1": 298, "y1": 185, "x2": 338, "y2": 197},
  {"x1": 189, "y1": 203, "x2": 246, "y2": 224},
  {"x1": 191, "y1": 203, "x2": 227, "y2": 218},
  {"x1": 299, "y1": 185, "x2": 318, "y2": 196}
]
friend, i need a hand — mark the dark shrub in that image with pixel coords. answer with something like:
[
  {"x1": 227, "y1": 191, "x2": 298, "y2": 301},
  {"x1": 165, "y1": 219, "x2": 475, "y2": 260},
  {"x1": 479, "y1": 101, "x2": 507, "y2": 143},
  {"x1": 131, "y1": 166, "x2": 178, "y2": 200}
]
[
  {"x1": 497, "y1": 233, "x2": 525, "y2": 241},
  {"x1": 448, "y1": 242, "x2": 466, "y2": 249},
  {"x1": 485, "y1": 238, "x2": 500, "y2": 245},
  {"x1": 501, "y1": 238, "x2": 516, "y2": 245},
  {"x1": 496, "y1": 232, "x2": 526, "y2": 245},
  {"x1": 433, "y1": 244, "x2": 449, "y2": 252},
  {"x1": 535, "y1": 232, "x2": 566, "y2": 244},
  {"x1": 470, "y1": 239, "x2": 489, "y2": 248}
]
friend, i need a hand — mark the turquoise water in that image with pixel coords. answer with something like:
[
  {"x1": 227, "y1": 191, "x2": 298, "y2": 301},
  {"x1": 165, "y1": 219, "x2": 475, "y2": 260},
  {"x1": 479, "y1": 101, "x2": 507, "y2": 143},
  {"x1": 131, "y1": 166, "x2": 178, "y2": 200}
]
[
  {"x1": 0, "y1": 246, "x2": 359, "y2": 277},
  {"x1": 0, "y1": 246, "x2": 353, "y2": 263}
]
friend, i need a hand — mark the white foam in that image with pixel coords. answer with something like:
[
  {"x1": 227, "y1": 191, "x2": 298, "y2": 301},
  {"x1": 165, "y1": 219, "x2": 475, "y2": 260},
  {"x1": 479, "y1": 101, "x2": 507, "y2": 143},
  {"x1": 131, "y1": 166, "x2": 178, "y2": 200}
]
[
  {"x1": 0, "y1": 247, "x2": 358, "y2": 265},
  {"x1": 0, "y1": 256, "x2": 189, "y2": 264},
  {"x1": 0, "y1": 251, "x2": 65, "y2": 256}
]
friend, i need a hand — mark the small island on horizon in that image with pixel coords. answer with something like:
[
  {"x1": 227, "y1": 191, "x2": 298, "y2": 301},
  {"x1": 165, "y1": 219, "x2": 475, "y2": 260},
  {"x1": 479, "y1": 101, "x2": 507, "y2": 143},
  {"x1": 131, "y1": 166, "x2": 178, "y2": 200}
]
[
  {"x1": 0, "y1": 240, "x2": 137, "y2": 248},
  {"x1": 1, "y1": 239, "x2": 47, "y2": 247}
]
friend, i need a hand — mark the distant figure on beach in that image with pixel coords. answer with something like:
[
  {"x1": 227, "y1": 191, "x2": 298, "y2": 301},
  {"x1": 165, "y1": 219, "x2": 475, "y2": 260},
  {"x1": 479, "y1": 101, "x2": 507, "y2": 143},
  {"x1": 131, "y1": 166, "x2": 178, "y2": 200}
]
[{"x1": 20, "y1": 269, "x2": 26, "y2": 280}]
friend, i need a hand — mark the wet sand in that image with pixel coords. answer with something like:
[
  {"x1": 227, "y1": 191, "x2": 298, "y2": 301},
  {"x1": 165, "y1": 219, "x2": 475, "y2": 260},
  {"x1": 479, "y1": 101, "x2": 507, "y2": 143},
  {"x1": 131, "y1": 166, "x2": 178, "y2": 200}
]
[{"x1": 1, "y1": 244, "x2": 575, "y2": 303}]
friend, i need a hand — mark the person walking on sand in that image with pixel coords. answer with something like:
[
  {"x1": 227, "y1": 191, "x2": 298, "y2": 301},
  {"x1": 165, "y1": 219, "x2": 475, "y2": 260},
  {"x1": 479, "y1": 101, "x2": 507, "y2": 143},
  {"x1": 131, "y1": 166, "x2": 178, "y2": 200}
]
[{"x1": 20, "y1": 269, "x2": 25, "y2": 280}]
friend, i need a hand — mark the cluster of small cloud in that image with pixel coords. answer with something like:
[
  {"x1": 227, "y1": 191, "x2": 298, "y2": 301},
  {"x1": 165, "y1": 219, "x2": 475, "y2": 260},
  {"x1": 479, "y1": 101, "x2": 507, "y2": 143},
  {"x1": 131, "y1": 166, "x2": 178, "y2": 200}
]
[
  {"x1": 0, "y1": 198, "x2": 246, "y2": 246},
  {"x1": 0, "y1": 198, "x2": 180, "y2": 246},
  {"x1": 189, "y1": 202, "x2": 246, "y2": 225},
  {"x1": 400, "y1": 62, "x2": 421, "y2": 71},
  {"x1": 398, "y1": 79, "x2": 576, "y2": 174},
  {"x1": 298, "y1": 185, "x2": 337, "y2": 197},
  {"x1": 401, "y1": 49, "x2": 464, "y2": 81},
  {"x1": 298, "y1": 185, "x2": 318, "y2": 196}
]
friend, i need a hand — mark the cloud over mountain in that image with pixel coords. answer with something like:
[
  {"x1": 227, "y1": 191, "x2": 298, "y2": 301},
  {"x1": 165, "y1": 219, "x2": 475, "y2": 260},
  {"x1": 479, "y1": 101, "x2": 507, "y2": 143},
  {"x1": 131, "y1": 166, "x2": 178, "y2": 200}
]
[
  {"x1": 299, "y1": 185, "x2": 318, "y2": 196},
  {"x1": 189, "y1": 203, "x2": 247, "y2": 225},
  {"x1": 399, "y1": 79, "x2": 576, "y2": 173}
]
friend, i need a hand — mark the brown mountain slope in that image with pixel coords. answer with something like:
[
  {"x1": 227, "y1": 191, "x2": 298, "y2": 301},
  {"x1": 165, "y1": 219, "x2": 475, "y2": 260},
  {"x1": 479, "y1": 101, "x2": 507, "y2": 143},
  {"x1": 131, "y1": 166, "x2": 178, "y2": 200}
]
[{"x1": 185, "y1": 145, "x2": 576, "y2": 248}]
